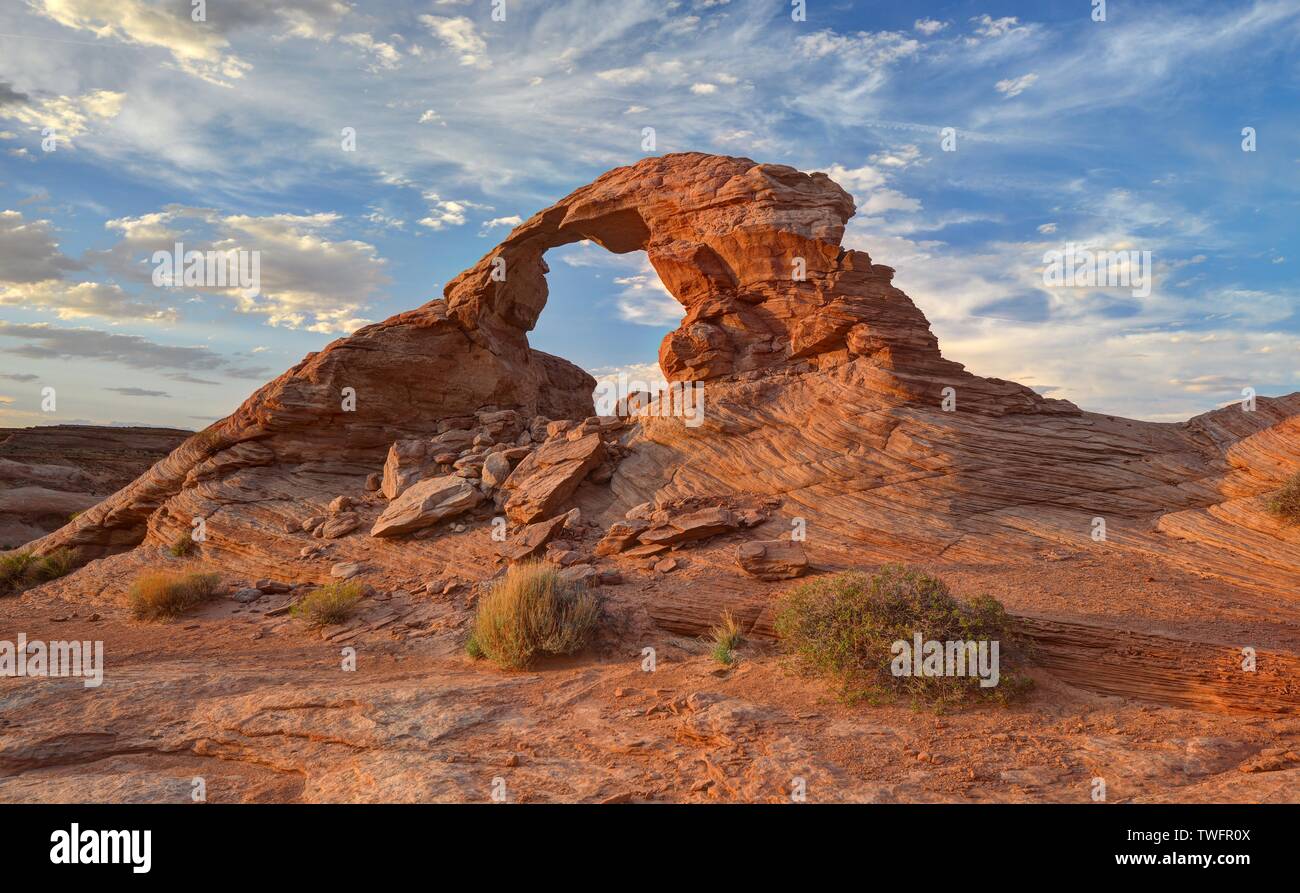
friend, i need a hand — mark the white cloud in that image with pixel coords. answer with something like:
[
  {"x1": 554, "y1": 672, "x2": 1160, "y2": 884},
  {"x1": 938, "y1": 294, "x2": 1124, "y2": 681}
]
[
  {"x1": 869, "y1": 144, "x2": 921, "y2": 169},
  {"x1": 914, "y1": 19, "x2": 949, "y2": 36},
  {"x1": 597, "y1": 66, "x2": 653, "y2": 85},
  {"x1": 481, "y1": 215, "x2": 522, "y2": 231},
  {"x1": 418, "y1": 109, "x2": 444, "y2": 124},
  {"x1": 418, "y1": 193, "x2": 484, "y2": 230},
  {"x1": 97, "y1": 207, "x2": 385, "y2": 333},
  {"x1": 0, "y1": 89, "x2": 124, "y2": 144},
  {"x1": 340, "y1": 33, "x2": 402, "y2": 71},
  {"x1": 30, "y1": 0, "x2": 249, "y2": 86},
  {"x1": 970, "y1": 14, "x2": 1027, "y2": 39},
  {"x1": 995, "y1": 73, "x2": 1038, "y2": 98},
  {"x1": 419, "y1": 15, "x2": 489, "y2": 67},
  {"x1": 690, "y1": 82, "x2": 717, "y2": 95},
  {"x1": 1037, "y1": 222, "x2": 1057, "y2": 234}
]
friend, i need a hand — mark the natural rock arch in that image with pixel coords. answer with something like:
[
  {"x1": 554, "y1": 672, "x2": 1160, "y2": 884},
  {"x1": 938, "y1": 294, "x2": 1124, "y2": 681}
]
[{"x1": 25, "y1": 152, "x2": 1300, "y2": 600}]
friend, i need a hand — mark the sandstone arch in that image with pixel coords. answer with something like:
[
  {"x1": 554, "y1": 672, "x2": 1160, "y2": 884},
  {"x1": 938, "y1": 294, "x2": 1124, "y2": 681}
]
[{"x1": 22, "y1": 153, "x2": 1300, "y2": 601}]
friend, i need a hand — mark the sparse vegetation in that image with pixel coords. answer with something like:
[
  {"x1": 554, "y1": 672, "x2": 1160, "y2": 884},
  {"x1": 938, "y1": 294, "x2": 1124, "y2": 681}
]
[
  {"x1": 464, "y1": 633, "x2": 484, "y2": 660},
  {"x1": 470, "y1": 561, "x2": 599, "y2": 669},
  {"x1": 291, "y1": 581, "x2": 364, "y2": 626},
  {"x1": 1267, "y1": 472, "x2": 1300, "y2": 525},
  {"x1": 773, "y1": 564, "x2": 1031, "y2": 709},
  {"x1": 169, "y1": 530, "x2": 195, "y2": 557},
  {"x1": 127, "y1": 569, "x2": 223, "y2": 620},
  {"x1": 0, "y1": 548, "x2": 76, "y2": 596},
  {"x1": 708, "y1": 610, "x2": 743, "y2": 665}
]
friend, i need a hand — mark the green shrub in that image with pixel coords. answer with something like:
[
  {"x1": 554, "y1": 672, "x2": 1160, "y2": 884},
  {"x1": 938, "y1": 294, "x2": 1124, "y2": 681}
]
[
  {"x1": 291, "y1": 582, "x2": 364, "y2": 626},
  {"x1": 470, "y1": 561, "x2": 599, "y2": 669},
  {"x1": 464, "y1": 633, "x2": 485, "y2": 660},
  {"x1": 128, "y1": 569, "x2": 223, "y2": 620},
  {"x1": 0, "y1": 549, "x2": 77, "y2": 595},
  {"x1": 1267, "y1": 472, "x2": 1300, "y2": 524},
  {"x1": 708, "y1": 610, "x2": 742, "y2": 665},
  {"x1": 773, "y1": 564, "x2": 1031, "y2": 709},
  {"x1": 0, "y1": 552, "x2": 38, "y2": 595}
]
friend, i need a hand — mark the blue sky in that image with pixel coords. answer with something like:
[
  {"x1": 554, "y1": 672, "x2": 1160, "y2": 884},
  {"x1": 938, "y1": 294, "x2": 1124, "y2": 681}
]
[{"x1": 0, "y1": 0, "x2": 1296, "y2": 429}]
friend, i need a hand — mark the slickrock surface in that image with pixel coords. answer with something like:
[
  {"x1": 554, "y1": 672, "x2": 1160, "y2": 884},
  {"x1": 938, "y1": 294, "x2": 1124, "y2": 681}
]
[{"x1": 3, "y1": 153, "x2": 1298, "y2": 803}]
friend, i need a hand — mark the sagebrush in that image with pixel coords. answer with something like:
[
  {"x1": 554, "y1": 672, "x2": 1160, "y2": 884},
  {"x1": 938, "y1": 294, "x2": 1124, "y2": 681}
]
[
  {"x1": 128, "y1": 569, "x2": 223, "y2": 620},
  {"x1": 1267, "y1": 472, "x2": 1300, "y2": 524},
  {"x1": 291, "y1": 582, "x2": 364, "y2": 626},
  {"x1": 773, "y1": 564, "x2": 1031, "y2": 709},
  {"x1": 470, "y1": 561, "x2": 599, "y2": 669}
]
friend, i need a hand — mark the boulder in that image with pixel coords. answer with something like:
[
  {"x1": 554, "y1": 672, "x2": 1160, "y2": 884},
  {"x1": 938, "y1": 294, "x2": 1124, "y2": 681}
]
[
  {"x1": 481, "y1": 452, "x2": 512, "y2": 488},
  {"x1": 330, "y1": 561, "x2": 368, "y2": 580},
  {"x1": 639, "y1": 506, "x2": 737, "y2": 546},
  {"x1": 496, "y1": 513, "x2": 569, "y2": 563},
  {"x1": 736, "y1": 540, "x2": 809, "y2": 580},
  {"x1": 381, "y1": 440, "x2": 438, "y2": 500},
  {"x1": 594, "y1": 519, "x2": 650, "y2": 556},
  {"x1": 319, "y1": 513, "x2": 361, "y2": 539},
  {"x1": 501, "y1": 432, "x2": 606, "y2": 524},
  {"x1": 371, "y1": 476, "x2": 483, "y2": 537}
]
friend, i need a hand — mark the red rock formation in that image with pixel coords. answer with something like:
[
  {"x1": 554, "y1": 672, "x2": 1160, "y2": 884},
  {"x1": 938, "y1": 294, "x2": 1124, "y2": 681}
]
[{"x1": 20, "y1": 152, "x2": 1300, "y2": 604}]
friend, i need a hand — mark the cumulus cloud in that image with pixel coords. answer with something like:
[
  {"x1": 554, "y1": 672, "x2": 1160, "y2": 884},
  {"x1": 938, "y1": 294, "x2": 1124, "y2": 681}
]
[
  {"x1": 420, "y1": 15, "x2": 488, "y2": 67},
  {"x1": 969, "y1": 14, "x2": 1028, "y2": 40},
  {"x1": 97, "y1": 206, "x2": 387, "y2": 333},
  {"x1": 417, "y1": 193, "x2": 484, "y2": 230},
  {"x1": 914, "y1": 18, "x2": 949, "y2": 36},
  {"x1": 340, "y1": 32, "x2": 402, "y2": 71},
  {"x1": 0, "y1": 209, "x2": 176, "y2": 321},
  {"x1": 0, "y1": 89, "x2": 123, "y2": 144},
  {"x1": 478, "y1": 215, "x2": 522, "y2": 235}
]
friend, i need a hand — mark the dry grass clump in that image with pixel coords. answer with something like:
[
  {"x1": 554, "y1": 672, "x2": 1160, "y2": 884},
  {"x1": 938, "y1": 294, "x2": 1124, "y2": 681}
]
[
  {"x1": 291, "y1": 581, "x2": 364, "y2": 626},
  {"x1": 128, "y1": 569, "x2": 223, "y2": 620},
  {"x1": 169, "y1": 530, "x2": 195, "y2": 557},
  {"x1": 0, "y1": 548, "x2": 76, "y2": 596},
  {"x1": 708, "y1": 610, "x2": 743, "y2": 665},
  {"x1": 773, "y1": 564, "x2": 1031, "y2": 709},
  {"x1": 1267, "y1": 472, "x2": 1300, "y2": 525},
  {"x1": 469, "y1": 561, "x2": 599, "y2": 669}
]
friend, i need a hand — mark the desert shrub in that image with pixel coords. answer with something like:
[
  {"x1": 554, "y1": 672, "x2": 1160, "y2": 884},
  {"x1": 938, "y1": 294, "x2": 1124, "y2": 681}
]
[
  {"x1": 470, "y1": 561, "x2": 599, "y2": 669},
  {"x1": 128, "y1": 570, "x2": 223, "y2": 620},
  {"x1": 773, "y1": 564, "x2": 1031, "y2": 709},
  {"x1": 1267, "y1": 472, "x2": 1300, "y2": 525},
  {"x1": 0, "y1": 549, "x2": 76, "y2": 595},
  {"x1": 291, "y1": 581, "x2": 364, "y2": 626},
  {"x1": 0, "y1": 552, "x2": 38, "y2": 596},
  {"x1": 169, "y1": 530, "x2": 195, "y2": 557},
  {"x1": 708, "y1": 610, "x2": 742, "y2": 665},
  {"x1": 30, "y1": 548, "x2": 75, "y2": 583}
]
